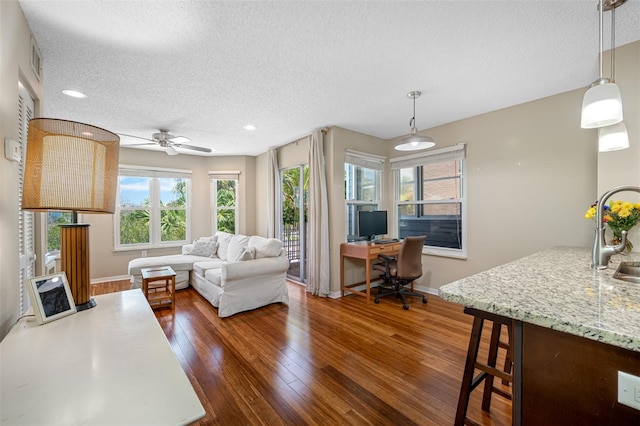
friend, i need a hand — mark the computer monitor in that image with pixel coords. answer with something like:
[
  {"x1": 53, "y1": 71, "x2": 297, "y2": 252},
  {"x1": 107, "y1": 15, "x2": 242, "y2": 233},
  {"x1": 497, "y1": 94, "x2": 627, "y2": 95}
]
[{"x1": 358, "y1": 210, "x2": 387, "y2": 241}]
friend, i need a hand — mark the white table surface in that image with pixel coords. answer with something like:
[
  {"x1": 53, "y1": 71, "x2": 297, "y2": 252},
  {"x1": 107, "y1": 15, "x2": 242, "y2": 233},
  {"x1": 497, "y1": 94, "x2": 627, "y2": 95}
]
[{"x1": 0, "y1": 290, "x2": 205, "y2": 425}]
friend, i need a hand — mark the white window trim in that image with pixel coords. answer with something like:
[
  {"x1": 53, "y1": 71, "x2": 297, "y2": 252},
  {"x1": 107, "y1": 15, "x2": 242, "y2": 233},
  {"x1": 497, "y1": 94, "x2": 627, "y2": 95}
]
[
  {"x1": 391, "y1": 144, "x2": 467, "y2": 259},
  {"x1": 114, "y1": 166, "x2": 192, "y2": 251},
  {"x1": 345, "y1": 152, "x2": 386, "y2": 240},
  {"x1": 209, "y1": 171, "x2": 240, "y2": 234}
]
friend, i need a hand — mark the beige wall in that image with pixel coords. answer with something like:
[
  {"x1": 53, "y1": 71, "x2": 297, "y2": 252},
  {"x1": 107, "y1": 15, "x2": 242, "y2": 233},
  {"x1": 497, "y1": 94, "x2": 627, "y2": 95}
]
[
  {"x1": 86, "y1": 148, "x2": 257, "y2": 280},
  {"x1": 597, "y1": 42, "x2": 640, "y2": 249},
  {"x1": 0, "y1": 1, "x2": 44, "y2": 339}
]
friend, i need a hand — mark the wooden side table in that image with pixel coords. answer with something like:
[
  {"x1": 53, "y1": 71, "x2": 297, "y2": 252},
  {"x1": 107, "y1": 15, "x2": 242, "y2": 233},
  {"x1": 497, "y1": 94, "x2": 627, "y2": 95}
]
[{"x1": 141, "y1": 266, "x2": 176, "y2": 310}]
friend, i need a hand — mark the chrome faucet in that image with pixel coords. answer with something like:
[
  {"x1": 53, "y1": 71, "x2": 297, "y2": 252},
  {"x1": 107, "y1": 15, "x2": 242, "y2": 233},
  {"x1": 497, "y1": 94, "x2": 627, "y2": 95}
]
[{"x1": 592, "y1": 185, "x2": 640, "y2": 269}]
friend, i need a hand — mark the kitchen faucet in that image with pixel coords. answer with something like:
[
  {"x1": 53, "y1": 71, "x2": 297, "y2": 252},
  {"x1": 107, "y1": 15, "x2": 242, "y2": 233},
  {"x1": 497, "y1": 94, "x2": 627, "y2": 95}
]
[{"x1": 592, "y1": 185, "x2": 640, "y2": 269}]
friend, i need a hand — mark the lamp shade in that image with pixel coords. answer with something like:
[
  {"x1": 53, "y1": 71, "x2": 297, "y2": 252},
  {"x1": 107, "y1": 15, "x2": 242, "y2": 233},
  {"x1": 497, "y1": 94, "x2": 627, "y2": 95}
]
[
  {"x1": 580, "y1": 80, "x2": 623, "y2": 129},
  {"x1": 394, "y1": 127, "x2": 436, "y2": 151},
  {"x1": 22, "y1": 118, "x2": 120, "y2": 213},
  {"x1": 598, "y1": 121, "x2": 629, "y2": 152}
]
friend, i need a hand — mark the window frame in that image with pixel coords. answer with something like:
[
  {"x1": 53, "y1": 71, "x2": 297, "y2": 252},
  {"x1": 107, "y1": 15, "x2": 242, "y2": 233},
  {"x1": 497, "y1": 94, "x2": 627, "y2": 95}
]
[
  {"x1": 114, "y1": 166, "x2": 192, "y2": 251},
  {"x1": 344, "y1": 150, "x2": 385, "y2": 241},
  {"x1": 392, "y1": 144, "x2": 467, "y2": 259},
  {"x1": 209, "y1": 171, "x2": 240, "y2": 234}
]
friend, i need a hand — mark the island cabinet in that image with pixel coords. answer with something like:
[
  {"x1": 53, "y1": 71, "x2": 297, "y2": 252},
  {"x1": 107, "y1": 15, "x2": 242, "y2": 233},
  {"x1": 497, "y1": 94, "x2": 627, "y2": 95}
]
[
  {"x1": 522, "y1": 322, "x2": 639, "y2": 424},
  {"x1": 440, "y1": 247, "x2": 640, "y2": 425}
]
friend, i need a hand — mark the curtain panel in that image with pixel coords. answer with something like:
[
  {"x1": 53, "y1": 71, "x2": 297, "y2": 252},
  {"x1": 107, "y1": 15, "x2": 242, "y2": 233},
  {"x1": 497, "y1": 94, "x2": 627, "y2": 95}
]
[{"x1": 306, "y1": 130, "x2": 330, "y2": 296}]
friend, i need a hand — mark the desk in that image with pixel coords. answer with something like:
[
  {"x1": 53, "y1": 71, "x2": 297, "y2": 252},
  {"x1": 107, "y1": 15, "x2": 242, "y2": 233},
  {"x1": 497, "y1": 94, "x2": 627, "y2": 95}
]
[
  {"x1": 0, "y1": 290, "x2": 205, "y2": 425},
  {"x1": 340, "y1": 241, "x2": 401, "y2": 303}
]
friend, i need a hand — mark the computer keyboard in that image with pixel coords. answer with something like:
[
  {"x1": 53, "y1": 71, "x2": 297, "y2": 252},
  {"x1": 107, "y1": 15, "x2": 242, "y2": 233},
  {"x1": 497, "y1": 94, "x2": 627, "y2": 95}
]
[{"x1": 373, "y1": 239, "x2": 399, "y2": 244}]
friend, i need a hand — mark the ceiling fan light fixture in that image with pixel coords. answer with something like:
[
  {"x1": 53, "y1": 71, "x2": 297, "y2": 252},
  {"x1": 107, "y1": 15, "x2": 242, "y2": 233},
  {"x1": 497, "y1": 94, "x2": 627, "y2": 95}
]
[
  {"x1": 166, "y1": 145, "x2": 179, "y2": 156},
  {"x1": 394, "y1": 90, "x2": 435, "y2": 152},
  {"x1": 169, "y1": 136, "x2": 190, "y2": 144},
  {"x1": 598, "y1": 121, "x2": 629, "y2": 151}
]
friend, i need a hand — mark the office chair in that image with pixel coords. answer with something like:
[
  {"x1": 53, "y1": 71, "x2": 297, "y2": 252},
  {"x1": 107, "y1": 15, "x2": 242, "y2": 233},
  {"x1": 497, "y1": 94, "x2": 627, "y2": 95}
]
[{"x1": 372, "y1": 235, "x2": 427, "y2": 310}]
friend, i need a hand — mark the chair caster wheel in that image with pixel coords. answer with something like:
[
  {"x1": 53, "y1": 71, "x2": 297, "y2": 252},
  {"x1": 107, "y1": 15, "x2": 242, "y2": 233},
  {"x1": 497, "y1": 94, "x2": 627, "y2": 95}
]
[
  {"x1": 422, "y1": 297, "x2": 428, "y2": 304},
  {"x1": 403, "y1": 304, "x2": 409, "y2": 310},
  {"x1": 374, "y1": 298, "x2": 380, "y2": 304}
]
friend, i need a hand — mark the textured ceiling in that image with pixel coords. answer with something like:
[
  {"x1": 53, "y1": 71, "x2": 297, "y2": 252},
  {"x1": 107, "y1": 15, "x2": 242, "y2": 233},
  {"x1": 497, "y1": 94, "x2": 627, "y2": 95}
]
[{"x1": 18, "y1": 0, "x2": 640, "y2": 157}]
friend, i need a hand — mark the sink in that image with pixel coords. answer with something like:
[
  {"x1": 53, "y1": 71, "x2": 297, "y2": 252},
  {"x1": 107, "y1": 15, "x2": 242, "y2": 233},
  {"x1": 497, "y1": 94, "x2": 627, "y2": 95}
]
[{"x1": 613, "y1": 262, "x2": 640, "y2": 284}]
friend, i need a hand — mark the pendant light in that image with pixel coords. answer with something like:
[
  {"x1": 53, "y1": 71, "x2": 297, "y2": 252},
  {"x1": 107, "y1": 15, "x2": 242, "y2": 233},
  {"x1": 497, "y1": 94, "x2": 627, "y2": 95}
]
[
  {"x1": 599, "y1": 122, "x2": 629, "y2": 151},
  {"x1": 394, "y1": 91, "x2": 435, "y2": 151},
  {"x1": 596, "y1": 0, "x2": 629, "y2": 151},
  {"x1": 580, "y1": 0, "x2": 626, "y2": 129}
]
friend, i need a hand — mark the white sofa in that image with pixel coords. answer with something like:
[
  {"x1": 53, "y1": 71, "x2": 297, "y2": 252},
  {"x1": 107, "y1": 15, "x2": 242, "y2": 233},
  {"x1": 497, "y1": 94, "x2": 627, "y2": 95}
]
[{"x1": 128, "y1": 232, "x2": 290, "y2": 317}]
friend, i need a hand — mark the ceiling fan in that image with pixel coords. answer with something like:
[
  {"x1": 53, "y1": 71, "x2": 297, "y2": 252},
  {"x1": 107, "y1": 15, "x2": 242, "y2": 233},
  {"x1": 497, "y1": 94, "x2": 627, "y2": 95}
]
[{"x1": 118, "y1": 129, "x2": 212, "y2": 155}]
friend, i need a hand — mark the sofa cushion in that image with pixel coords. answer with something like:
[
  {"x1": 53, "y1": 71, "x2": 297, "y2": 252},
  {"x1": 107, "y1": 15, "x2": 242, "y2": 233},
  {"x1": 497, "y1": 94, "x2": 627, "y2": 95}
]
[
  {"x1": 204, "y1": 268, "x2": 223, "y2": 287},
  {"x1": 193, "y1": 259, "x2": 227, "y2": 276},
  {"x1": 128, "y1": 254, "x2": 209, "y2": 275},
  {"x1": 248, "y1": 236, "x2": 283, "y2": 258},
  {"x1": 215, "y1": 231, "x2": 234, "y2": 261},
  {"x1": 227, "y1": 234, "x2": 250, "y2": 262},
  {"x1": 188, "y1": 238, "x2": 217, "y2": 257}
]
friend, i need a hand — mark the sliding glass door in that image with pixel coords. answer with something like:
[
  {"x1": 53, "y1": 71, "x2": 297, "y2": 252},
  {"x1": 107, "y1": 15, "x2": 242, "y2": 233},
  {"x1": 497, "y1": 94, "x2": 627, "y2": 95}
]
[{"x1": 280, "y1": 165, "x2": 308, "y2": 283}]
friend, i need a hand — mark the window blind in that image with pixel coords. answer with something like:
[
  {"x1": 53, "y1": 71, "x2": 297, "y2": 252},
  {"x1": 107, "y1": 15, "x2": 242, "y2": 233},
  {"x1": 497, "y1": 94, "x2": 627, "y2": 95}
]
[{"x1": 345, "y1": 150, "x2": 386, "y2": 171}]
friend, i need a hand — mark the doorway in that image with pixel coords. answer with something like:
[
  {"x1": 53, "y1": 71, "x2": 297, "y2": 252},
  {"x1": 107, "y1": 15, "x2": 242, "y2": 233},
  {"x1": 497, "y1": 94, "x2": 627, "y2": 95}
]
[{"x1": 280, "y1": 165, "x2": 308, "y2": 283}]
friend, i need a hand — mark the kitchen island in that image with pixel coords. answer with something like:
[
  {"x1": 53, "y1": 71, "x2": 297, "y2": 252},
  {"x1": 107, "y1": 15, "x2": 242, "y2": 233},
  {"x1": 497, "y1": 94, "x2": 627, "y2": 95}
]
[{"x1": 439, "y1": 246, "x2": 640, "y2": 425}]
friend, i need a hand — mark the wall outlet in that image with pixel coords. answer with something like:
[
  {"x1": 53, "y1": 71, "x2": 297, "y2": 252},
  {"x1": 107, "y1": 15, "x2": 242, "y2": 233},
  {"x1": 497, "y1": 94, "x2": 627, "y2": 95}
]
[
  {"x1": 141, "y1": 250, "x2": 147, "y2": 257},
  {"x1": 618, "y1": 371, "x2": 640, "y2": 411}
]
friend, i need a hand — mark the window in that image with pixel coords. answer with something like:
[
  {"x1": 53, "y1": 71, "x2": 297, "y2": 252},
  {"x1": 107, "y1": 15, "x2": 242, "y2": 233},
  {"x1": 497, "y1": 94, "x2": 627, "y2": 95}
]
[
  {"x1": 210, "y1": 172, "x2": 239, "y2": 234},
  {"x1": 344, "y1": 151, "x2": 384, "y2": 241},
  {"x1": 392, "y1": 144, "x2": 466, "y2": 258},
  {"x1": 115, "y1": 167, "x2": 191, "y2": 250},
  {"x1": 46, "y1": 212, "x2": 72, "y2": 253}
]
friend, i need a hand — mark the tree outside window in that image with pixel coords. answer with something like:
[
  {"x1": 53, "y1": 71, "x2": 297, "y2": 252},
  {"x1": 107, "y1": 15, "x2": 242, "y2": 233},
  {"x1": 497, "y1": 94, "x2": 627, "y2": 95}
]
[
  {"x1": 212, "y1": 178, "x2": 238, "y2": 233},
  {"x1": 115, "y1": 172, "x2": 190, "y2": 249}
]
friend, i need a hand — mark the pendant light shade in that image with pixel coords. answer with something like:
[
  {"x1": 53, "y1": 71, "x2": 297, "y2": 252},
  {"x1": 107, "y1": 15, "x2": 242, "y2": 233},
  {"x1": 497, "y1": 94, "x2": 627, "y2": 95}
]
[
  {"x1": 581, "y1": 79, "x2": 623, "y2": 129},
  {"x1": 395, "y1": 91, "x2": 435, "y2": 151},
  {"x1": 598, "y1": 121, "x2": 629, "y2": 151},
  {"x1": 580, "y1": 0, "x2": 626, "y2": 129}
]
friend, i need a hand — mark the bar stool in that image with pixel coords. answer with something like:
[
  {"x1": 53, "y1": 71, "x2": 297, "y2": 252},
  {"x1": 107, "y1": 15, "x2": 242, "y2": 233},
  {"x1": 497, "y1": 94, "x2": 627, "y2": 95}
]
[{"x1": 454, "y1": 307, "x2": 514, "y2": 426}]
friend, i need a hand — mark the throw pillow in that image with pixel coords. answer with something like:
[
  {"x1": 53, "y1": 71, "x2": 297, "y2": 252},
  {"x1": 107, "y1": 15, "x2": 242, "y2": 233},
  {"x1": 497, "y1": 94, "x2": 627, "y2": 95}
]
[
  {"x1": 226, "y1": 234, "x2": 250, "y2": 262},
  {"x1": 235, "y1": 246, "x2": 255, "y2": 262},
  {"x1": 197, "y1": 236, "x2": 218, "y2": 257},
  {"x1": 189, "y1": 239, "x2": 216, "y2": 257},
  {"x1": 248, "y1": 236, "x2": 283, "y2": 258},
  {"x1": 215, "y1": 232, "x2": 234, "y2": 261}
]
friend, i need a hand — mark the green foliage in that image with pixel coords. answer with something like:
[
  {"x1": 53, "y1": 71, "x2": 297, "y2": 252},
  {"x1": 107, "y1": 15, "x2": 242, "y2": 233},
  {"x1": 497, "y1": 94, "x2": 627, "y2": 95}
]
[
  {"x1": 281, "y1": 166, "x2": 308, "y2": 225},
  {"x1": 215, "y1": 179, "x2": 237, "y2": 233},
  {"x1": 46, "y1": 212, "x2": 72, "y2": 252}
]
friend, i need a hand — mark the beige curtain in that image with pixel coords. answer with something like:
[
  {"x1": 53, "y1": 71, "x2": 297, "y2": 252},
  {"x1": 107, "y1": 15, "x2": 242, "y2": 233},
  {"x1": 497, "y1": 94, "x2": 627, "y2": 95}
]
[
  {"x1": 267, "y1": 148, "x2": 278, "y2": 238},
  {"x1": 307, "y1": 130, "x2": 330, "y2": 296}
]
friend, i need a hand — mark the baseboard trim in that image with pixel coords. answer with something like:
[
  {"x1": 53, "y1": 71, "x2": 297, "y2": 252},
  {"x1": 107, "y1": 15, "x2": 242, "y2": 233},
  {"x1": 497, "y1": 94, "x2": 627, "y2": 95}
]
[{"x1": 90, "y1": 275, "x2": 132, "y2": 285}]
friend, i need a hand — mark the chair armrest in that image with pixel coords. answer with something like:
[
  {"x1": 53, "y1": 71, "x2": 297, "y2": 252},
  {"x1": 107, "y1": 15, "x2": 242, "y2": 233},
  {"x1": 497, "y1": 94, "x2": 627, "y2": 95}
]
[{"x1": 377, "y1": 254, "x2": 396, "y2": 262}]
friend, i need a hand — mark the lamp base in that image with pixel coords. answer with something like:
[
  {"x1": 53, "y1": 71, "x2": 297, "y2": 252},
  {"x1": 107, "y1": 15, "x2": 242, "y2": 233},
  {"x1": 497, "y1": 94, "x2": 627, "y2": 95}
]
[{"x1": 75, "y1": 298, "x2": 97, "y2": 312}]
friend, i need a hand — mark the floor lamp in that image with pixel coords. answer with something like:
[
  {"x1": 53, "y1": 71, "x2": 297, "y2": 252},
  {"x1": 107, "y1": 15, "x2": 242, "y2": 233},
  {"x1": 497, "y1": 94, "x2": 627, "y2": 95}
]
[{"x1": 21, "y1": 118, "x2": 120, "y2": 311}]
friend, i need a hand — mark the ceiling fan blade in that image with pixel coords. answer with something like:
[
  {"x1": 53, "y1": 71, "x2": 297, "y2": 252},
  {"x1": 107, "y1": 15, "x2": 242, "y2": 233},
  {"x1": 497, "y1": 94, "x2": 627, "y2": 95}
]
[
  {"x1": 174, "y1": 143, "x2": 212, "y2": 153},
  {"x1": 117, "y1": 133, "x2": 155, "y2": 142},
  {"x1": 121, "y1": 142, "x2": 157, "y2": 147}
]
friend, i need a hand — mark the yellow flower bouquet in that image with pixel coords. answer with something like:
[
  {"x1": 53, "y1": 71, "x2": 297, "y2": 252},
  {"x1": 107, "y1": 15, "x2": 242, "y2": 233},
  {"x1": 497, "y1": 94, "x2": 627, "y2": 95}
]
[{"x1": 585, "y1": 200, "x2": 640, "y2": 252}]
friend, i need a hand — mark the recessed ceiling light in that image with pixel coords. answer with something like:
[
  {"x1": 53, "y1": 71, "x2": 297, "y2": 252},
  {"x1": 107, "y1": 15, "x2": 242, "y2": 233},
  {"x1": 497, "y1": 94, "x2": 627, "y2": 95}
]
[
  {"x1": 62, "y1": 89, "x2": 87, "y2": 98},
  {"x1": 81, "y1": 131, "x2": 94, "y2": 137},
  {"x1": 243, "y1": 124, "x2": 256, "y2": 131}
]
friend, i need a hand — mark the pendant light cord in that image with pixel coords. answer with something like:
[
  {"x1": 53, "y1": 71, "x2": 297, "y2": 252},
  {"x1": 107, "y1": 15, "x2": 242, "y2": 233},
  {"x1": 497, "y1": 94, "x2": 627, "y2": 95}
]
[
  {"x1": 611, "y1": 4, "x2": 616, "y2": 82},
  {"x1": 598, "y1": 0, "x2": 604, "y2": 79},
  {"x1": 410, "y1": 95, "x2": 416, "y2": 128}
]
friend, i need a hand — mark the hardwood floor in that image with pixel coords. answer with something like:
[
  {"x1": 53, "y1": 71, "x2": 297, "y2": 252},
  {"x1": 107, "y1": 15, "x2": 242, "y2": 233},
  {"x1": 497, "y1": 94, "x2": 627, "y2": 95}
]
[{"x1": 148, "y1": 282, "x2": 512, "y2": 426}]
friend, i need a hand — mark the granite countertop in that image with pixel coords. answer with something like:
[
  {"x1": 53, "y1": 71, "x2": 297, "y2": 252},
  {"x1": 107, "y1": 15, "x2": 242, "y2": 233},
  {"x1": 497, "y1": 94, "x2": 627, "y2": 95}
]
[{"x1": 438, "y1": 246, "x2": 640, "y2": 352}]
